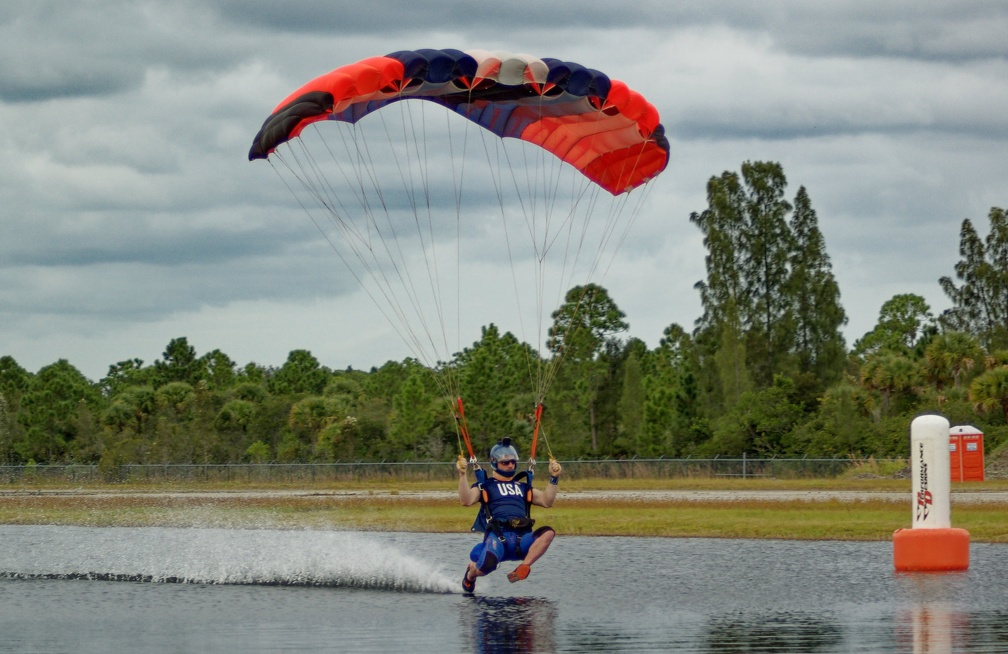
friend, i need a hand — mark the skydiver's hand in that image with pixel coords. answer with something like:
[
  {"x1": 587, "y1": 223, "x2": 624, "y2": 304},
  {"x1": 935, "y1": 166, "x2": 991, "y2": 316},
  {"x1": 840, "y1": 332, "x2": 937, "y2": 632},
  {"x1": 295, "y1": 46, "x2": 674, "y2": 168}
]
[
  {"x1": 548, "y1": 458, "x2": 562, "y2": 478},
  {"x1": 456, "y1": 454, "x2": 469, "y2": 474}
]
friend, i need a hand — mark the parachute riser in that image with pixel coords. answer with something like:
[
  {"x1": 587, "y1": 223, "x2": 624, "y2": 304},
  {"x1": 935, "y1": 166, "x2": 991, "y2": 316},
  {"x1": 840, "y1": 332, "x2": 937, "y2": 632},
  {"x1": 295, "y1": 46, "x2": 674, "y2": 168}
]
[
  {"x1": 529, "y1": 402, "x2": 544, "y2": 470},
  {"x1": 455, "y1": 397, "x2": 477, "y2": 463}
]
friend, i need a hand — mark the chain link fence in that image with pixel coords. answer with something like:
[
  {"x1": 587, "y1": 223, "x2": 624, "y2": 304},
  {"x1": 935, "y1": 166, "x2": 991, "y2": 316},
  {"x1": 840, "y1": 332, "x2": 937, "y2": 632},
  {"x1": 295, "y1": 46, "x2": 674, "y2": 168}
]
[{"x1": 0, "y1": 456, "x2": 905, "y2": 485}]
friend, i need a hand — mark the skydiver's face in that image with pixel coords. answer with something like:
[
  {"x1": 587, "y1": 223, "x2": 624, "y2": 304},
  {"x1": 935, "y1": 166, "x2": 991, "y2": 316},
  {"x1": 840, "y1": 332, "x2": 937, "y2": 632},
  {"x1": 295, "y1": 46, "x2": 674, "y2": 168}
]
[{"x1": 494, "y1": 458, "x2": 517, "y2": 479}]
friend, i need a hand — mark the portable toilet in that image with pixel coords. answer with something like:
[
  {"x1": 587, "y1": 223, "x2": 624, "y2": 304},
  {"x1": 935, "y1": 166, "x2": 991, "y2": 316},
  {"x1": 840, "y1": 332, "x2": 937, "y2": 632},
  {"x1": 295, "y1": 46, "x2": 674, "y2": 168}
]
[{"x1": 949, "y1": 425, "x2": 985, "y2": 482}]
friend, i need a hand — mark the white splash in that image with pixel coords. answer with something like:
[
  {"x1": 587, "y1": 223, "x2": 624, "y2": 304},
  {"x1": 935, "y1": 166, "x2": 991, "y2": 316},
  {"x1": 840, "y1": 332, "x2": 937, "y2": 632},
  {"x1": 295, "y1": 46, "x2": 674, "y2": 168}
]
[{"x1": 3, "y1": 526, "x2": 457, "y2": 593}]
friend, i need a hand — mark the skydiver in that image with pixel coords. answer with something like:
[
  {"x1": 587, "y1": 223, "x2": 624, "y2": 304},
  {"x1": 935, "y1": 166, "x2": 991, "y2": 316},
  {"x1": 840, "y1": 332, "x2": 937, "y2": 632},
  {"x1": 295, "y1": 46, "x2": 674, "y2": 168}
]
[{"x1": 457, "y1": 439, "x2": 562, "y2": 593}]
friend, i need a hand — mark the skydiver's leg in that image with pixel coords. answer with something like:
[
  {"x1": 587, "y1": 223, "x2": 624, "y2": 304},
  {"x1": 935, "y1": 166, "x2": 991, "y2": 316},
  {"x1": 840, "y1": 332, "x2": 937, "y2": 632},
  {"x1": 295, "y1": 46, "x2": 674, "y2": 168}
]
[
  {"x1": 508, "y1": 526, "x2": 555, "y2": 582},
  {"x1": 464, "y1": 533, "x2": 504, "y2": 587}
]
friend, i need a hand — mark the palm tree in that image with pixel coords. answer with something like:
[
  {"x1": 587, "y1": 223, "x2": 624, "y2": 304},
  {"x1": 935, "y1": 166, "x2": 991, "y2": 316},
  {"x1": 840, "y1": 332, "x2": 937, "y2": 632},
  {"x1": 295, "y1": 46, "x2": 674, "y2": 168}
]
[
  {"x1": 860, "y1": 352, "x2": 921, "y2": 416},
  {"x1": 970, "y1": 366, "x2": 1008, "y2": 422},
  {"x1": 925, "y1": 331, "x2": 983, "y2": 389}
]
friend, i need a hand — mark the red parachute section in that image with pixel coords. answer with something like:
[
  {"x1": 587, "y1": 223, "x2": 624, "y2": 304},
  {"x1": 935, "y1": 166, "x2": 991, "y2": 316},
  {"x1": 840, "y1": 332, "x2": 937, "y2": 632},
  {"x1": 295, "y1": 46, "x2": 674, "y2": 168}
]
[{"x1": 250, "y1": 49, "x2": 669, "y2": 195}]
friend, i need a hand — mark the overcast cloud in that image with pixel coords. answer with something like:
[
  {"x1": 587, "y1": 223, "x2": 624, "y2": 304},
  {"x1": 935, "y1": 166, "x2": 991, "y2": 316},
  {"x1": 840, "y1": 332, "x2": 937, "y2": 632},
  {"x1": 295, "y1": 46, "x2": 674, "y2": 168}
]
[{"x1": 2, "y1": 1, "x2": 1006, "y2": 380}]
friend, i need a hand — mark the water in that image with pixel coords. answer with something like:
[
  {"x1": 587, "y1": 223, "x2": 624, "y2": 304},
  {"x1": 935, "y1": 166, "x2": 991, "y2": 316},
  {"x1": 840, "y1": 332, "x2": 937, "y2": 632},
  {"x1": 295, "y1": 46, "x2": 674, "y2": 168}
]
[{"x1": 1, "y1": 525, "x2": 1007, "y2": 653}]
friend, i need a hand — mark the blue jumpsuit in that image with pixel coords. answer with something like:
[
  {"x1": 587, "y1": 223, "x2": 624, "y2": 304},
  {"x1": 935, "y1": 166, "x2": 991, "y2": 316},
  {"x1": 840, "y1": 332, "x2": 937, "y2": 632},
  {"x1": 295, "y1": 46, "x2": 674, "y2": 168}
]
[{"x1": 469, "y1": 477, "x2": 539, "y2": 573}]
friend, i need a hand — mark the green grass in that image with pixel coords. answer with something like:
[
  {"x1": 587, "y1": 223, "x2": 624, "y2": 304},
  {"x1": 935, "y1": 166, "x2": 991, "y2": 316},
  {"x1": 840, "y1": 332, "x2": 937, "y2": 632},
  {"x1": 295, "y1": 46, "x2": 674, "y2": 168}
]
[{"x1": 2, "y1": 477, "x2": 1006, "y2": 541}]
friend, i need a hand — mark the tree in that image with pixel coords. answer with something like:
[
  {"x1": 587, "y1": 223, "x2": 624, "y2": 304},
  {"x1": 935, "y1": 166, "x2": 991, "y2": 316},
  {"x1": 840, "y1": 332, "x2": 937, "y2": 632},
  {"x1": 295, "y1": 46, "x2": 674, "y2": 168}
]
[
  {"x1": 691, "y1": 163, "x2": 795, "y2": 387},
  {"x1": 691, "y1": 162, "x2": 850, "y2": 422},
  {"x1": 100, "y1": 358, "x2": 152, "y2": 397},
  {"x1": 268, "y1": 350, "x2": 330, "y2": 396},
  {"x1": 712, "y1": 300, "x2": 753, "y2": 411},
  {"x1": 0, "y1": 357, "x2": 30, "y2": 463},
  {"x1": 388, "y1": 370, "x2": 435, "y2": 458},
  {"x1": 738, "y1": 161, "x2": 795, "y2": 386},
  {"x1": 201, "y1": 349, "x2": 238, "y2": 390},
  {"x1": 456, "y1": 324, "x2": 535, "y2": 446},
  {"x1": 704, "y1": 376, "x2": 805, "y2": 456},
  {"x1": 617, "y1": 345, "x2": 644, "y2": 455},
  {"x1": 547, "y1": 284, "x2": 628, "y2": 363},
  {"x1": 860, "y1": 351, "x2": 922, "y2": 417},
  {"x1": 547, "y1": 284, "x2": 628, "y2": 453},
  {"x1": 154, "y1": 337, "x2": 205, "y2": 386},
  {"x1": 788, "y1": 186, "x2": 847, "y2": 387},
  {"x1": 245, "y1": 440, "x2": 272, "y2": 463},
  {"x1": 940, "y1": 207, "x2": 1008, "y2": 350},
  {"x1": 853, "y1": 294, "x2": 935, "y2": 357},
  {"x1": 0, "y1": 393, "x2": 19, "y2": 464},
  {"x1": 215, "y1": 399, "x2": 256, "y2": 434},
  {"x1": 692, "y1": 169, "x2": 749, "y2": 361},
  {"x1": 103, "y1": 386, "x2": 156, "y2": 436},
  {"x1": 16, "y1": 360, "x2": 101, "y2": 463},
  {"x1": 0, "y1": 356, "x2": 31, "y2": 411},
  {"x1": 786, "y1": 381, "x2": 878, "y2": 457},
  {"x1": 924, "y1": 331, "x2": 983, "y2": 390},
  {"x1": 641, "y1": 324, "x2": 703, "y2": 456},
  {"x1": 970, "y1": 366, "x2": 1008, "y2": 423}
]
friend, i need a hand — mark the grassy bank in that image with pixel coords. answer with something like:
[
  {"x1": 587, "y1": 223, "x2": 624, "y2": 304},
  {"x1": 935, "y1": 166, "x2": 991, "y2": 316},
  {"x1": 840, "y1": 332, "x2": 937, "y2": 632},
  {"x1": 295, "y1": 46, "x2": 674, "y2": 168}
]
[{"x1": 2, "y1": 477, "x2": 1007, "y2": 542}]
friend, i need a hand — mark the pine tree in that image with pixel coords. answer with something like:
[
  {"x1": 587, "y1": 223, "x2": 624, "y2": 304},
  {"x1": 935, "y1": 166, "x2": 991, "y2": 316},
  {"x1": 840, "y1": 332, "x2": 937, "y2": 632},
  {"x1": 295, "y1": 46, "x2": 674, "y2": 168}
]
[
  {"x1": 739, "y1": 162, "x2": 794, "y2": 387},
  {"x1": 940, "y1": 207, "x2": 1008, "y2": 349},
  {"x1": 788, "y1": 186, "x2": 847, "y2": 387}
]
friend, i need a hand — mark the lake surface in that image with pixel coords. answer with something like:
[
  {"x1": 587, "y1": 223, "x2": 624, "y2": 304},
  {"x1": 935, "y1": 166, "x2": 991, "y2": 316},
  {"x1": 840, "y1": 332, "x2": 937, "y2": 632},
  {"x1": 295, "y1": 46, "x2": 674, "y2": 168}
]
[{"x1": 1, "y1": 525, "x2": 1006, "y2": 652}]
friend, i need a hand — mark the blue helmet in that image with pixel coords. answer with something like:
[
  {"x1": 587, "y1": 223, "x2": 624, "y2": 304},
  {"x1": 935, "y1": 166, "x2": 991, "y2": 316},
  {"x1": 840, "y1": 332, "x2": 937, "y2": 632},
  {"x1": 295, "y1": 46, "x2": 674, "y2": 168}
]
[{"x1": 489, "y1": 438, "x2": 519, "y2": 478}]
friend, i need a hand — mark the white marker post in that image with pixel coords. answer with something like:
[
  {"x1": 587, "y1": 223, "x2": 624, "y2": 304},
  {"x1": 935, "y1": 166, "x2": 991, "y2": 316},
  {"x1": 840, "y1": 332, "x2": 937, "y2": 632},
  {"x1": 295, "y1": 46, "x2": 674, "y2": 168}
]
[
  {"x1": 893, "y1": 414, "x2": 969, "y2": 571},
  {"x1": 911, "y1": 414, "x2": 951, "y2": 529}
]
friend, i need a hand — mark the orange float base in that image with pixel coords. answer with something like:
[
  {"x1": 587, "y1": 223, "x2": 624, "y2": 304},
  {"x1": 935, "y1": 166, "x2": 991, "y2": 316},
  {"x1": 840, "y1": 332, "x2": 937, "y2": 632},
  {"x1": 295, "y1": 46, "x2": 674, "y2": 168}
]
[{"x1": 893, "y1": 528, "x2": 970, "y2": 572}]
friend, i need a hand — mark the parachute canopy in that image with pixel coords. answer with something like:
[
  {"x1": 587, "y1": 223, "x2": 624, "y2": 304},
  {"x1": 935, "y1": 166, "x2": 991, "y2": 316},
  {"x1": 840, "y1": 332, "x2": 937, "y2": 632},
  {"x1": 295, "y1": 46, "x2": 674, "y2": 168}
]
[
  {"x1": 248, "y1": 48, "x2": 670, "y2": 442},
  {"x1": 249, "y1": 48, "x2": 669, "y2": 194}
]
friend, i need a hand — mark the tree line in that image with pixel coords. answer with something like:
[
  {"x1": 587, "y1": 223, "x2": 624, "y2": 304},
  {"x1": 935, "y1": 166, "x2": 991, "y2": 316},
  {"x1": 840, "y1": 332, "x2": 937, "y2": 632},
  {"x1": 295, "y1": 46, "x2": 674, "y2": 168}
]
[{"x1": 2, "y1": 161, "x2": 1007, "y2": 468}]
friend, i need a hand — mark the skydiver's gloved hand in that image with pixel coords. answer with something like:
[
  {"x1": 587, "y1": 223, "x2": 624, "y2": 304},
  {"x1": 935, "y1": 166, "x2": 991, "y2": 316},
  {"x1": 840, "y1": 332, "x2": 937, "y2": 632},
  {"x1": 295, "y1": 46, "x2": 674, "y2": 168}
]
[
  {"x1": 548, "y1": 458, "x2": 562, "y2": 478},
  {"x1": 456, "y1": 454, "x2": 469, "y2": 475}
]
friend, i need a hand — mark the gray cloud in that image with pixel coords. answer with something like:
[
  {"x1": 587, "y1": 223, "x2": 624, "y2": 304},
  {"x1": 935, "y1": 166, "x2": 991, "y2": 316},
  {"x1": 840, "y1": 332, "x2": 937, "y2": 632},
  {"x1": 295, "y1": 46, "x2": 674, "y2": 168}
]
[
  {"x1": 0, "y1": 1, "x2": 251, "y2": 102},
  {"x1": 1, "y1": 1, "x2": 1006, "y2": 379}
]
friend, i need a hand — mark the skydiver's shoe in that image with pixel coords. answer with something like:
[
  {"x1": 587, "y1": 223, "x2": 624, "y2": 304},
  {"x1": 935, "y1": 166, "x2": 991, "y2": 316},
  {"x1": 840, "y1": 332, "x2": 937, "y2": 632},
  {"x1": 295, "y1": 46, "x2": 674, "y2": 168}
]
[
  {"x1": 507, "y1": 564, "x2": 530, "y2": 583},
  {"x1": 462, "y1": 570, "x2": 476, "y2": 594}
]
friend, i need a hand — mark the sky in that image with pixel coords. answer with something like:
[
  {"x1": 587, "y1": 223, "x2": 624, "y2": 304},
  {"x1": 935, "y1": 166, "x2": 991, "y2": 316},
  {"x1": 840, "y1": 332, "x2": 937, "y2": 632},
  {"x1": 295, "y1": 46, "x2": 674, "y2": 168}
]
[{"x1": 2, "y1": 1, "x2": 1007, "y2": 382}]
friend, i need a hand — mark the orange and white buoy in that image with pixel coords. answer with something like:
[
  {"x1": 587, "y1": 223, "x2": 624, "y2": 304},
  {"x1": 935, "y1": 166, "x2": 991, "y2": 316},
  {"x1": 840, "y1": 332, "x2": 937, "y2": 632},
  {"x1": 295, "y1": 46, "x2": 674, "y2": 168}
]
[{"x1": 893, "y1": 414, "x2": 970, "y2": 572}]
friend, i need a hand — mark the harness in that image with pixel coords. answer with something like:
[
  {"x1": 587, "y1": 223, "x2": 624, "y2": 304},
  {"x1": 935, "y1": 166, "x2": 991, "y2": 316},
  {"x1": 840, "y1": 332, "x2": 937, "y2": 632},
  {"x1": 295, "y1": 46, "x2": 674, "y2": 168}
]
[{"x1": 471, "y1": 468, "x2": 536, "y2": 538}]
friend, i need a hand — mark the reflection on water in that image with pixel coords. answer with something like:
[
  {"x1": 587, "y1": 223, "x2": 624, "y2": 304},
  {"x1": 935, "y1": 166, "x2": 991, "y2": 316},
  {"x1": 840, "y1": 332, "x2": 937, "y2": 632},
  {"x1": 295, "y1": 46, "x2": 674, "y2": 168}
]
[
  {"x1": 460, "y1": 596, "x2": 557, "y2": 654},
  {"x1": 2, "y1": 526, "x2": 1008, "y2": 652},
  {"x1": 896, "y1": 604, "x2": 1008, "y2": 654},
  {"x1": 705, "y1": 613, "x2": 844, "y2": 652},
  {"x1": 905, "y1": 603, "x2": 956, "y2": 654}
]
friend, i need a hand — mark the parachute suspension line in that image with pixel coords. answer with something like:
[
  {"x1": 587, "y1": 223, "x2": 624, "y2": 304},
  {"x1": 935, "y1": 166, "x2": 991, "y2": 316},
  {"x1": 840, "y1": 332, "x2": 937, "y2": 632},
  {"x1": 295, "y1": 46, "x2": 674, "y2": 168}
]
[
  {"x1": 476, "y1": 127, "x2": 547, "y2": 405},
  {"x1": 369, "y1": 106, "x2": 449, "y2": 374},
  {"x1": 445, "y1": 95, "x2": 475, "y2": 403},
  {"x1": 544, "y1": 191, "x2": 605, "y2": 402},
  {"x1": 532, "y1": 103, "x2": 662, "y2": 403},
  {"x1": 527, "y1": 99, "x2": 556, "y2": 406},
  {"x1": 271, "y1": 136, "x2": 401, "y2": 295},
  {"x1": 387, "y1": 100, "x2": 462, "y2": 401},
  {"x1": 492, "y1": 104, "x2": 568, "y2": 405},
  {"x1": 321, "y1": 104, "x2": 449, "y2": 406},
  {"x1": 342, "y1": 128, "x2": 443, "y2": 370},
  {"x1": 405, "y1": 101, "x2": 452, "y2": 365},
  {"x1": 272, "y1": 143, "x2": 451, "y2": 399},
  {"x1": 274, "y1": 117, "x2": 462, "y2": 406}
]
